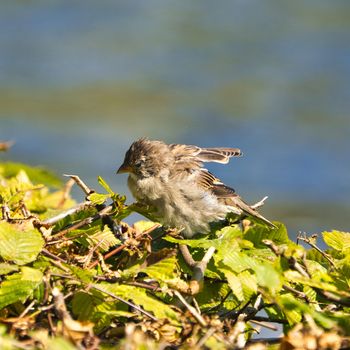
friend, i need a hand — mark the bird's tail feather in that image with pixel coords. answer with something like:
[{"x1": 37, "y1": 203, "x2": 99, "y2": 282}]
[{"x1": 232, "y1": 196, "x2": 276, "y2": 228}]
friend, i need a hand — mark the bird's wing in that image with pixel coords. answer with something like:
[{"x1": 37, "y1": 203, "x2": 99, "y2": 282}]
[{"x1": 169, "y1": 144, "x2": 242, "y2": 164}]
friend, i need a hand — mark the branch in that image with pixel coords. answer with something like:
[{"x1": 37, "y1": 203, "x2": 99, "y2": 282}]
[
  {"x1": 174, "y1": 290, "x2": 207, "y2": 327},
  {"x1": 47, "y1": 205, "x2": 113, "y2": 242},
  {"x1": 297, "y1": 233, "x2": 336, "y2": 268},
  {"x1": 63, "y1": 174, "x2": 93, "y2": 196}
]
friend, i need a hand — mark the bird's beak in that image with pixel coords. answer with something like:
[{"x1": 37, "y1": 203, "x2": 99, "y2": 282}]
[{"x1": 116, "y1": 163, "x2": 133, "y2": 174}]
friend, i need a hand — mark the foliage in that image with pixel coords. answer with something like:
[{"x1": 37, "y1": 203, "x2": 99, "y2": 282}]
[{"x1": 0, "y1": 160, "x2": 349, "y2": 349}]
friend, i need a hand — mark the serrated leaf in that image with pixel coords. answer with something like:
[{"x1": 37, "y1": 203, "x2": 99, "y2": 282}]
[
  {"x1": 141, "y1": 256, "x2": 177, "y2": 281},
  {"x1": 0, "y1": 222, "x2": 44, "y2": 265},
  {"x1": 134, "y1": 220, "x2": 159, "y2": 233},
  {"x1": 86, "y1": 225, "x2": 121, "y2": 252},
  {"x1": 219, "y1": 251, "x2": 255, "y2": 273},
  {"x1": 223, "y1": 269, "x2": 244, "y2": 301},
  {"x1": 253, "y1": 262, "x2": 282, "y2": 293},
  {"x1": 323, "y1": 230, "x2": 350, "y2": 252},
  {"x1": 94, "y1": 283, "x2": 179, "y2": 322},
  {"x1": 278, "y1": 293, "x2": 303, "y2": 324},
  {"x1": 278, "y1": 293, "x2": 335, "y2": 328},
  {"x1": 196, "y1": 281, "x2": 234, "y2": 310},
  {"x1": 244, "y1": 222, "x2": 290, "y2": 248},
  {"x1": 0, "y1": 267, "x2": 43, "y2": 309},
  {"x1": 239, "y1": 270, "x2": 258, "y2": 300}
]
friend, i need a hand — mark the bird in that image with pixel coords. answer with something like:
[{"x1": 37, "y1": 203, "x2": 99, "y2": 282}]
[{"x1": 117, "y1": 138, "x2": 275, "y2": 238}]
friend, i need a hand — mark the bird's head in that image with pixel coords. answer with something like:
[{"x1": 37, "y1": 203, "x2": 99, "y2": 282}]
[{"x1": 117, "y1": 138, "x2": 172, "y2": 178}]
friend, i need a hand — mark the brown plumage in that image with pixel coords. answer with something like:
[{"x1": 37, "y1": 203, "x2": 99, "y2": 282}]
[{"x1": 117, "y1": 138, "x2": 275, "y2": 237}]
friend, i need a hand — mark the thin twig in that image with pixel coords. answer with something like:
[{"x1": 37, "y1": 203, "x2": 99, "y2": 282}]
[
  {"x1": 249, "y1": 319, "x2": 278, "y2": 331},
  {"x1": 58, "y1": 178, "x2": 75, "y2": 208},
  {"x1": 41, "y1": 201, "x2": 93, "y2": 228},
  {"x1": 251, "y1": 315, "x2": 288, "y2": 324},
  {"x1": 283, "y1": 284, "x2": 310, "y2": 302},
  {"x1": 48, "y1": 205, "x2": 113, "y2": 241},
  {"x1": 124, "y1": 281, "x2": 161, "y2": 292},
  {"x1": 19, "y1": 300, "x2": 36, "y2": 318},
  {"x1": 317, "y1": 290, "x2": 350, "y2": 307},
  {"x1": 41, "y1": 249, "x2": 67, "y2": 263},
  {"x1": 297, "y1": 233, "x2": 336, "y2": 268},
  {"x1": 63, "y1": 174, "x2": 93, "y2": 195},
  {"x1": 174, "y1": 290, "x2": 207, "y2": 327},
  {"x1": 39, "y1": 292, "x2": 74, "y2": 312},
  {"x1": 196, "y1": 327, "x2": 216, "y2": 348}
]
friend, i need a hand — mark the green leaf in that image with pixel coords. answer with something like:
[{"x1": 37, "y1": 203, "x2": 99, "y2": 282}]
[
  {"x1": 72, "y1": 291, "x2": 98, "y2": 320},
  {"x1": 323, "y1": 230, "x2": 350, "y2": 252},
  {"x1": 98, "y1": 176, "x2": 114, "y2": 195},
  {"x1": 86, "y1": 225, "x2": 121, "y2": 252},
  {"x1": 164, "y1": 225, "x2": 241, "y2": 251},
  {"x1": 0, "y1": 263, "x2": 19, "y2": 275},
  {"x1": 94, "y1": 283, "x2": 179, "y2": 322},
  {"x1": 253, "y1": 262, "x2": 282, "y2": 293},
  {"x1": 223, "y1": 269, "x2": 244, "y2": 301},
  {"x1": 68, "y1": 265, "x2": 96, "y2": 283},
  {"x1": 141, "y1": 256, "x2": 177, "y2": 282},
  {"x1": 219, "y1": 251, "x2": 255, "y2": 273},
  {"x1": 0, "y1": 267, "x2": 43, "y2": 309},
  {"x1": 87, "y1": 192, "x2": 111, "y2": 205},
  {"x1": 0, "y1": 222, "x2": 44, "y2": 265},
  {"x1": 244, "y1": 222, "x2": 290, "y2": 248}
]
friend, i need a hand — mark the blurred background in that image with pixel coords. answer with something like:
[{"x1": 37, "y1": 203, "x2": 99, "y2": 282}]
[{"x1": 1, "y1": 1, "x2": 349, "y2": 236}]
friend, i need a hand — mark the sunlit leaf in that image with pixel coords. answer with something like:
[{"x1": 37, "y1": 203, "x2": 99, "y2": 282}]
[
  {"x1": 87, "y1": 192, "x2": 111, "y2": 205},
  {"x1": 86, "y1": 225, "x2": 121, "y2": 252},
  {"x1": 323, "y1": 230, "x2": 350, "y2": 252},
  {"x1": 0, "y1": 221, "x2": 44, "y2": 265},
  {"x1": 0, "y1": 267, "x2": 43, "y2": 309},
  {"x1": 244, "y1": 222, "x2": 290, "y2": 248},
  {"x1": 98, "y1": 176, "x2": 114, "y2": 195},
  {"x1": 94, "y1": 283, "x2": 179, "y2": 322}
]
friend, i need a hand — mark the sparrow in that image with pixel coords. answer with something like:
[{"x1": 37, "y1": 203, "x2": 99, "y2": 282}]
[{"x1": 117, "y1": 138, "x2": 275, "y2": 238}]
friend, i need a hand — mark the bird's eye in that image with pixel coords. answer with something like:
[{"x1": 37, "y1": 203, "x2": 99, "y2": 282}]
[{"x1": 134, "y1": 160, "x2": 142, "y2": 168}]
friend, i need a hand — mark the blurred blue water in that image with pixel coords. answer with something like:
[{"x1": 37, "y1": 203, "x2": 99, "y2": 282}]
[{"x1": 1, "y1": 1, "x2": 350, "y2": 236}]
